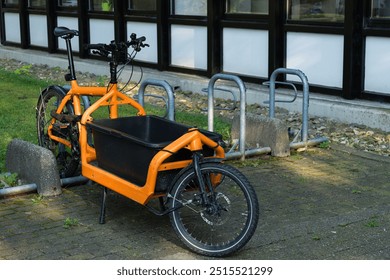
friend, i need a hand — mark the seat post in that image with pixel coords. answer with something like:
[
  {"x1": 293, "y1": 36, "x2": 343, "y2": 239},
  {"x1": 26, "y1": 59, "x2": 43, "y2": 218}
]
[{"x1": 65, "y1": 38, "x2": 77, "y2": 81}]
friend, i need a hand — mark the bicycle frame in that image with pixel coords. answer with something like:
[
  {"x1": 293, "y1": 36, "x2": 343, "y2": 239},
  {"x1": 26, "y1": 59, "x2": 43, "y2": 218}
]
[{"x1": 48, "y1": 67, "x2": 225, "y2": 206}]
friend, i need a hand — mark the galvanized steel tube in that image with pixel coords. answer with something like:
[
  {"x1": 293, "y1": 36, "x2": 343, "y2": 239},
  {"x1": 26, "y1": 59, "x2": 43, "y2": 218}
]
[
  {"x1": 269, "y1": 68, "x2": 310, "y2": 142},
  {"x1": 137, "y1": 79, "x2": 176, "y2": 121},
  {"x1": 208, "y1": 74, "x2": 247, "y2": 160}
]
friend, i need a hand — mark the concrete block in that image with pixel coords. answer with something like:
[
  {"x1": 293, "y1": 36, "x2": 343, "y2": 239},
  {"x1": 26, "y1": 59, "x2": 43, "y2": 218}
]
[
  {"x1": 231, "y1": 113, "x2": 290, "y2": 157},
  {"x1": 6, "y1": 139, "x2": 62, "y2": 196}
]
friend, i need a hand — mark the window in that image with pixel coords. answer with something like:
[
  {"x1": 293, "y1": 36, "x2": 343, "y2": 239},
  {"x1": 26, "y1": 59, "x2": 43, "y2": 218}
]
[
  {"x1": 226, "y1": 0, "x2": 268, "y2": 15},
  {"x1": 372, "y1": 0, "x2": 390, "y2": 18},
  {"x1": 89, "y1": 0, "x2": 113, "y2": 12},
  {"x1": 128, "y1": 0, "x2": 156, "y2": 11},
  {"x1": 29, "y1": 0, "x2": 46, "y2": 8},
  {"x1": 288, "y1": 0, "x2": 345, "y2": 22},
  {"x1": 171, "y1": 0, "x2": 207, "y2": 16},
  {"x1": 3, "y1": 0, "x2": 19, "y2": 7},
  {"x1": 58, "y1": 0, "x2": 77, "y2": 7}
]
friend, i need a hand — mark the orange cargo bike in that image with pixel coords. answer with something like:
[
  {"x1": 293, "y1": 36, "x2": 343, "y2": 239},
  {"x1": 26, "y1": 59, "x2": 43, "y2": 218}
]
[{"x1": 36, "y1": 27, "x2": 259, "y2": 257}]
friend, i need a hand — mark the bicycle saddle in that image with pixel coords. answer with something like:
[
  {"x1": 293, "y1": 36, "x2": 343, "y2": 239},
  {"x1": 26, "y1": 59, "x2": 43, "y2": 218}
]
[{"x1": 54, "y1": 26, "x2": 79, "y2": 38}]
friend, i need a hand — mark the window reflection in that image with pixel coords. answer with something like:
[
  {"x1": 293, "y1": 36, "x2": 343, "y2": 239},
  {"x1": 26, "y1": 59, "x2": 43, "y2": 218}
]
[
  {"x1": 129, "y1": 0, "x2": 156, "y2": 11},
  {"x1": 372, "y1": 0, "x2": 390, "y2": 18},
  {"x1": 172, "y1": 0, "x2": 207, "y2": 16},
  {"x1": 58, "y1": 0, "x2": 77, "y2": 7},
  {"x1": 288, "y1": 0, "x2": 344, "y2": 22},
  {"x1": 90, "y1": 0, "x2": 114, "y2": 12},
  {"x1": 226, "y1": 0, "x2": 268, "y2": 15},
  {"x1": 4, "y1": 0, "x2": 19, "y2": 7}
]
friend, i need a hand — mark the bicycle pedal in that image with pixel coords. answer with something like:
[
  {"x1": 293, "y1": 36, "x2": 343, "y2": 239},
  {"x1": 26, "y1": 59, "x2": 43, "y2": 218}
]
[{"x1": 51, "y1": 110, "x2": 81, "y2": 123}]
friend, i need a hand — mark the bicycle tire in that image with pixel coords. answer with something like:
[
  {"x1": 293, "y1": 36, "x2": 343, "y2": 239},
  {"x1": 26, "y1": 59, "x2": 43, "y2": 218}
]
[
  {"x1": 36, "y1": 87, "x2": 80, "y2": 178},
  {"x1": 169, "y1": 162, "x2": 259, "y2": 257}
]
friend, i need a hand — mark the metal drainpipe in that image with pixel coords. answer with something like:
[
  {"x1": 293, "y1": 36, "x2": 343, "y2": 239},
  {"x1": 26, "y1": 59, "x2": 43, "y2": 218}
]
[{"x1": 0, "y1": 176, "x2": 89, "y2": 198}]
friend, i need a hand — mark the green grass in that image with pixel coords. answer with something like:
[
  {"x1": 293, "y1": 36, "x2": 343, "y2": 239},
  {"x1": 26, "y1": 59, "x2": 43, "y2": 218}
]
[
  {"x1": 0, "y1": 69, "x2": 52, "y2": 172},
  {"x1": 0, "y1": 68, "x2": 231, "y2": 173}
]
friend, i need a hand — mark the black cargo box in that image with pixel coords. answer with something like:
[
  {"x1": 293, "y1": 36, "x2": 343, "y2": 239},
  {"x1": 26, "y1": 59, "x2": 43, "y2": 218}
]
[{"x1": 87, "y1": 115, "x2": 222, "y2": 189}]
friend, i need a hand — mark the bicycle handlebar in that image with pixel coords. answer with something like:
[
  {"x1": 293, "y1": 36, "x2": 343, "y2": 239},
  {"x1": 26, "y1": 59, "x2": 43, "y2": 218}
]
[
  {"x1": 54, "y1": 26, "x2": 148, "y2": 64},
  {"x1": 85, "y1": 34, "x2": 148, "y2": 53},
  {"x1": 84, "y1": 33, "x2": 149, "y2": 63}
]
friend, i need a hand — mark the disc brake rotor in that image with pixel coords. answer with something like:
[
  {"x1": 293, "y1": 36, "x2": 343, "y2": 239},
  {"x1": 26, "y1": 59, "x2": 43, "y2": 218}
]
[{"x1": 200, "y1": 192, "x2": 231, "y2": 226}]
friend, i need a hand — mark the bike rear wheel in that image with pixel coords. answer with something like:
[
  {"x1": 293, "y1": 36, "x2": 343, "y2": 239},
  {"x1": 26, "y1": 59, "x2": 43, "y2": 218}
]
[
  {"x1": 169, "y1": 162, "x2": 259, "y2": 257},
  {"x1": 36, "y1": 87, "x2": 80, "y2": 178}
]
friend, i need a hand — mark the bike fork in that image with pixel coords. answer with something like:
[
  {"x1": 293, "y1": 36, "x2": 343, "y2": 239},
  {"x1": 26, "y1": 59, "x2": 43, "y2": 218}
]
[{"x1": 193, "y1": 153, "x2": 212, "y2": 205}]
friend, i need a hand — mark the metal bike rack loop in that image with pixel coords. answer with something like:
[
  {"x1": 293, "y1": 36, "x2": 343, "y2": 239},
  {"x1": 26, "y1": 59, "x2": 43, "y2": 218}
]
[
  {"x1": 137, "y1": 79, "x2": 176, "y2": 121},
  {"x1": 268, "y1": 68, "x2": 327, "y2": 148},
  {"x1": 207, "y1": 73, "x2": 271, "y2": 161}
]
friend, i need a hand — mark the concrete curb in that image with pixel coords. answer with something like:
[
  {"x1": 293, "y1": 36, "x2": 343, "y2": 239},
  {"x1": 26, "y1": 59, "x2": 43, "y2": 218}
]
[{"x1": 5, "y1": 139, "x2": 62, "y2": 197}]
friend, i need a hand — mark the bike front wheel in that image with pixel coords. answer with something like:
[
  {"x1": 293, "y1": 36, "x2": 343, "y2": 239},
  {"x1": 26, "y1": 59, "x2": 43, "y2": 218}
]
[{"x1": 169, "y1": 162, "x2": 259, "y2": 257}]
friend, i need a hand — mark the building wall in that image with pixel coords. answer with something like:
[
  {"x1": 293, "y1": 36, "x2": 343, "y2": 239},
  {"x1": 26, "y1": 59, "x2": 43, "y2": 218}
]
[{"x1": 0, "y1": 0, "x2": 390, "y2": 102}]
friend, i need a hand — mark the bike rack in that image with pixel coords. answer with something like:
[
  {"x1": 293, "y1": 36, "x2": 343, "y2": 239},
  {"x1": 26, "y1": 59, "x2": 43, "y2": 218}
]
[
  {"x1": 207, "y1": 73, "x2": 271, "y2": 161},
  {"x1": 267, "y1": 68, "x2": 328, "y2": 148},
  {"x1": 201, "y1": 87, "x2": 238, "y2": 111},
  {"x1": 137, "y1": 79, "x2": 176, "y2": 121}
]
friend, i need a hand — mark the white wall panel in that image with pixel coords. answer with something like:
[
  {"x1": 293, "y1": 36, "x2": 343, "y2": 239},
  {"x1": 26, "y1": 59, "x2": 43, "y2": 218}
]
[
  {"x1": 287, "y1": 32, "x2": 344, "y2": 88},
  {"x1": 170, "y1": 25, "x2": 207, "y2": 70},
  {"x1": 365, "y1": 36, "x2": 390, "y2": 96},
  {"x1": 4, "y1": 13, "x2": 21, "y2": 43},
  {"x1": 29, "y1": 14, "x2": 48, "y2": 47},
  {"x1": 57, "y1": 17, "x2": 79, "y2": 52},
  {"x1": 126, "y1": 22, "x2": 158, "y2": 63},
  {"x1": 223, "y1": 28, "x2": 268, "y2": 77},
  {"x1": 89, "y1": 19, "x2": 115, "y2": 44}
]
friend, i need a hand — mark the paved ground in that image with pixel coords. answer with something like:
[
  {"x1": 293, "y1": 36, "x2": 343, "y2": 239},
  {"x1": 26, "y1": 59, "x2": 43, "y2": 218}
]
[{"x1": 0, "y1": 144, "x2": 389, "y2": 260}]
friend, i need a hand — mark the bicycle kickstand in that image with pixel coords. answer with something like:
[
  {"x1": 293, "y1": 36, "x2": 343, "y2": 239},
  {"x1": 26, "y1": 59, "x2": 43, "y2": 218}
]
[{"x1": 99, "y1": 187, "x2": 108, "y2": 224}]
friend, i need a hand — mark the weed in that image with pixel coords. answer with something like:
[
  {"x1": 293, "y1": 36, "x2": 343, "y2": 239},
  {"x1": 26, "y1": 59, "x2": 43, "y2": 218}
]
[
  {"x1": 31, "y1": 194, "x2": 45, "y2": 204},
  {"x1": 0, "y1": 173, "x2": 19, "y2": 187},
  {"x1": 365, "y1": 219, "x2": 380, "y2": 228},
  {"x1": 231, "y1": 156, "x2": 274, "y2": 168},
  {"x1": 318, "y1": 141, "x2": 330, "y2": 149},
  {"x1": 63, "y1": 217, "x2": 79, "y2": 229},
  {"x1": 312, "y1": 235, "x2": 321, "y2": 241},
  {"x1": 13, "y1": 64, "x2": 32, "y2": 76}
]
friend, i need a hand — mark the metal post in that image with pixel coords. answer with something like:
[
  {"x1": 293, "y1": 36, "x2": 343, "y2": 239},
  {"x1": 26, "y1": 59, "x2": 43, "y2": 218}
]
[
  {"x1": 269, "y1": 68, "x2": 310, "y2": 142},
  {"x1": 137, "y1": 79, "x2": 175, "y2": 121},
  {"x1": 207, "y1": 74, "x2": 247, "y2": 160}
]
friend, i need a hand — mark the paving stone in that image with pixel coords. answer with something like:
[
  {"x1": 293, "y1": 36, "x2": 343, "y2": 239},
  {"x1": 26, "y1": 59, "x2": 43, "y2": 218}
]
[{"x1": 0, "y1": 146, "x2": 389, "y2": 259}]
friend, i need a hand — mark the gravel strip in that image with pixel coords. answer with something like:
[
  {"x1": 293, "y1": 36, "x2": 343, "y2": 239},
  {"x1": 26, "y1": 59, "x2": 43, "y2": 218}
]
[{"x1": 2, "y1": 58, "x2": 389, "y2": 157}]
